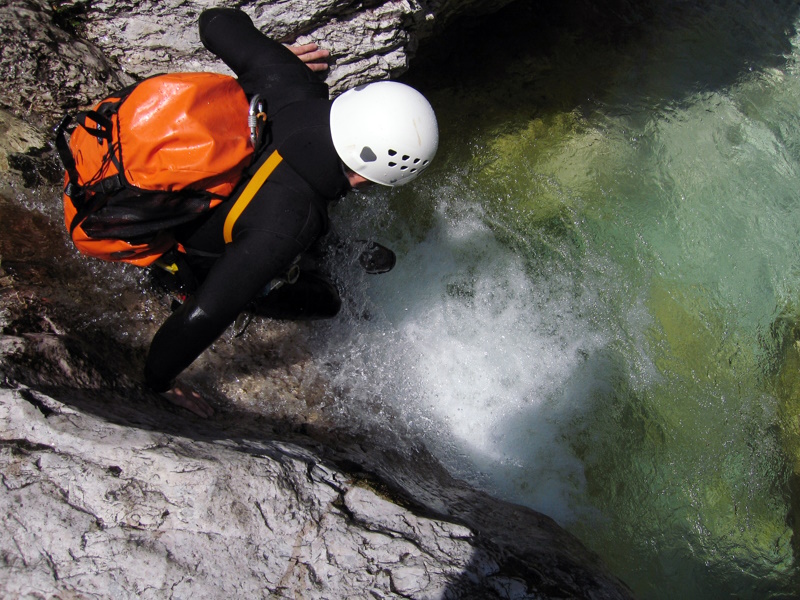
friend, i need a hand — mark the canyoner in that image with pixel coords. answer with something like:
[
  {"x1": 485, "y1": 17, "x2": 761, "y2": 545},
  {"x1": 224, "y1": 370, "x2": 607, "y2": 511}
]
[{"x1": 52, "y1": 7, "x2": 439, "y2": 417}]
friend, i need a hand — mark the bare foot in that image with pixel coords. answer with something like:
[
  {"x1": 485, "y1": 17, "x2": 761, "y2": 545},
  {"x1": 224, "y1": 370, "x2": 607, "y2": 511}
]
[{"x1": 161, "y1": 382, "x2": 215, "y2": 418}]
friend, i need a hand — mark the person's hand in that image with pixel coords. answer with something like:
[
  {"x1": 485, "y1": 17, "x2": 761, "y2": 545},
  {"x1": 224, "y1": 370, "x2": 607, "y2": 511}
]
[
  {"x1": 287, "y1": 42, "x2": 330, "y2": 72},
  {"x1": 161, "y1": 381, "x2": 215, "y2": 418}
]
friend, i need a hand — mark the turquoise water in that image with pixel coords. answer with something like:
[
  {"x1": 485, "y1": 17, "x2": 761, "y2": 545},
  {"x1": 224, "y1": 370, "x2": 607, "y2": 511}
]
[{"x1": 320, "y1": 1, "x2": 800, "y2": 597}]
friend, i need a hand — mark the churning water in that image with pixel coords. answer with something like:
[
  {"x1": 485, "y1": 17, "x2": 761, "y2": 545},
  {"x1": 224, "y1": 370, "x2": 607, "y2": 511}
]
[{"x1": 315, "y1": 1, "x2": 800, "y2": 597}]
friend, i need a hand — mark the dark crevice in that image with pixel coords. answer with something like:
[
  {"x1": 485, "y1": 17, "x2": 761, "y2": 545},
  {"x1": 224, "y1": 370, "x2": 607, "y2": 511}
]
[{"x1": 50, "y1": 1, "x2": 92, "y2": 37}]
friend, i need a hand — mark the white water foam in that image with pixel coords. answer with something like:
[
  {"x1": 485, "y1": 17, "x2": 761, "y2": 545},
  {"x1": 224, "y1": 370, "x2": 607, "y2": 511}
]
[{"x1": 321, "y1": 199, "x2": 612, "y2": 523}]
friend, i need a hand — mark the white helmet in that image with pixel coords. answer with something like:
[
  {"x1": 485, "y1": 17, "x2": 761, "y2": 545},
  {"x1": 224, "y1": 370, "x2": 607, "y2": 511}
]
[{"x1": 330, "y1": 81, "x2": 439, "y2": 187}]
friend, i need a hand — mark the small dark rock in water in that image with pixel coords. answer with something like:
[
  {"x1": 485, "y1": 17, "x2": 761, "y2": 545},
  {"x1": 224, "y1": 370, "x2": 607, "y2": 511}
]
[{"x1": 7, "y1": 148, "x2": 63, "y2": 188}]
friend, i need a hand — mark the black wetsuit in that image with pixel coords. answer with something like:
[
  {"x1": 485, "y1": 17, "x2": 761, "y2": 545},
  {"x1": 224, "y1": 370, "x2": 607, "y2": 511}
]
[{"x1": 144, "y1": 8, "x2": 350, "y2": 392}]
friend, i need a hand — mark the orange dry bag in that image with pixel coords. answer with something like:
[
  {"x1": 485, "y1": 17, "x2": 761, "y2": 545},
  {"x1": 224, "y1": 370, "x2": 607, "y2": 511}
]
[{"x1": 55, "y1": 73, "x2": 256, "y2": 267}]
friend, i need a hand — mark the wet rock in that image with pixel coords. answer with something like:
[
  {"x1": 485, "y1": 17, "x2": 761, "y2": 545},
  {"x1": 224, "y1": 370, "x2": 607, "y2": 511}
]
[
  {"x1": 0, "y1": 0, "x2": 133, "y2": 124},
  {"x1": 6, "y1": 149, "x2": 64, "y2": 188},
  {"x1": 0, "y1": 109, "x2": 62, "y2": 190},
  {"x1": 0, "y1": 110, "x2": 47, "y2": 172}
]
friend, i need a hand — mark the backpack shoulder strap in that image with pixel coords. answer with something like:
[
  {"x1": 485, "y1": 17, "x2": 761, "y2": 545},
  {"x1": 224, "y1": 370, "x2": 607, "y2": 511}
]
[
  {"x1": 54, "y1": 109, "x2": 115, "y2": 196},
  {"x1": 54, "y1": 114, "x2": 82, "y2": 199},
  {"x1": 223, "y1": 149, "x2": 283, "y2": 243}
]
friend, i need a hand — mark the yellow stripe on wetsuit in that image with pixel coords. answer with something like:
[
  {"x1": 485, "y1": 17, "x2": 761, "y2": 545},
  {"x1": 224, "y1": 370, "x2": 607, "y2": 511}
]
[{"x1": 223, "y1": 149, "x2": 283, "y2": 243}]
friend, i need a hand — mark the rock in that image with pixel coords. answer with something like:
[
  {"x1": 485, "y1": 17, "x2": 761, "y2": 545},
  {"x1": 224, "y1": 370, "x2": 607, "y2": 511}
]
[
  {"x1": 1, "y1": 386, "x2": 450, "y2": 598},
  {"x1": 0, "y1": 111, "x2": 46, "y2": 171},
  {"x1": 82, "y1": 0, "x2": 415, "y2": 93},
  {"x1": 0, "y1": 0, "x2": 133, "y2": 123},
  {"x1": 0, "y1": 109, "x2": 64, "y2": 188},
  {"x1": 0, "y1": 382, "x2": 633, "y2": 599},
  {"x1": 74, "y1": 0, "x2": 522, "y2": 94},
  {"x1": 1, "y1": 0, "x2": 520, "y2": 126}
]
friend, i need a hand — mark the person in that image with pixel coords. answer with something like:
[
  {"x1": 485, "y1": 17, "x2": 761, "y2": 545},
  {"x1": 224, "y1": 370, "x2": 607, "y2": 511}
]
[{"x1": 143, "y1": 7, "x2": 439, "y2": 416}]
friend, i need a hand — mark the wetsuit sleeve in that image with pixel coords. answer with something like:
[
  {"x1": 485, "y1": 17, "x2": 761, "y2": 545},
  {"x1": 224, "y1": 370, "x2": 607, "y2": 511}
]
[
  {"x1": 199, "y1": 8, "x2": 329, "y2": 109},
  {"x1": 144, "y1": 173, "x2": 327, "y2": 392}
]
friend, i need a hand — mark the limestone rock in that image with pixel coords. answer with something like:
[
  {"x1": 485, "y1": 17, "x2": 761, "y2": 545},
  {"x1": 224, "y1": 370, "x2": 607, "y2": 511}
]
[
  {"x1": 0, "y1": 0, "x2": 133, "y2": 121},
  {"x1": 74, "y1": 0, "x2": 519, "y2": 93},
  {"x1": 0, "y1": 383, "x2": 632, "y2": 599},
  {"x1": 1, "y1": 0, "x2": 519, "y2": 126}
]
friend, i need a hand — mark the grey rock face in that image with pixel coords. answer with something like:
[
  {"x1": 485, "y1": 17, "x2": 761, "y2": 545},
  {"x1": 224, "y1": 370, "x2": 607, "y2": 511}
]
[
  {"x1": 0, "y1": 386, "x2": 487, "y2": 599},
  {"x1": 0, "y1": 111, "x2": 46, "y2": 174},
  {"x1": 83, "y1": 0, "x2": 414, "y2": 93},
  {"x1": 0, "y1": 379, "x2": 632, "y2": 599},
  {"x1": 78, "y1": 0, "x2": 519, "y2": 93},
  {"x1": 1, "y1": 0, "x2": 518, "y2": 125},
  {"x1": 0, "y1": 0, "x2": 133, "y2": 121}
]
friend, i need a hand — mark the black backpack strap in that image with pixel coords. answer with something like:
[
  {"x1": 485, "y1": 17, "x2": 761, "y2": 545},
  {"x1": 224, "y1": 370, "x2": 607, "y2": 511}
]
[
  {"x1": 76, "y1": 110, "x2": 114, "y2": 144},
  {"x1": 67, "y1": 178, "x2": 126, "y2": 236},
  {"x1": 55, "y1": 106, "x2": 125, "y2": 235},
  {"x1": 54, "y1": 114, "x2": 82, "y2": 199},
  {"x1": 54, "y1": 110, "x2": 115, "y2": 199}
]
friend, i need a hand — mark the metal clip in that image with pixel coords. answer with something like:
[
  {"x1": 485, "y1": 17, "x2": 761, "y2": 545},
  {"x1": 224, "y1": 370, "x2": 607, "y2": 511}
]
[{"x1": 249, "y1": 95, "x2": 266, "y2": 147}]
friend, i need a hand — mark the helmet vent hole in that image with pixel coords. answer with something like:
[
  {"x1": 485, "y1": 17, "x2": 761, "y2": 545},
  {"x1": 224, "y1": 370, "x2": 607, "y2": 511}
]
[
  {"x1": 400, "y1": 166, "x2": 408, "y2": 171},
  {"x1": 413, "y1": 158, "x2": 420, "y2": 164},
  {"x1": 388, "y1": 149, "x2": 397, "y2": 156},
  {"x1": 360, "y1": 146, "x2": 378, "y2": 162},
  {"x1": 388, "y1": 162, "x2": 397, "y2": 167},
  {"x1": 402, "y1": 155, "x2": 410, "y2": 161}
]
